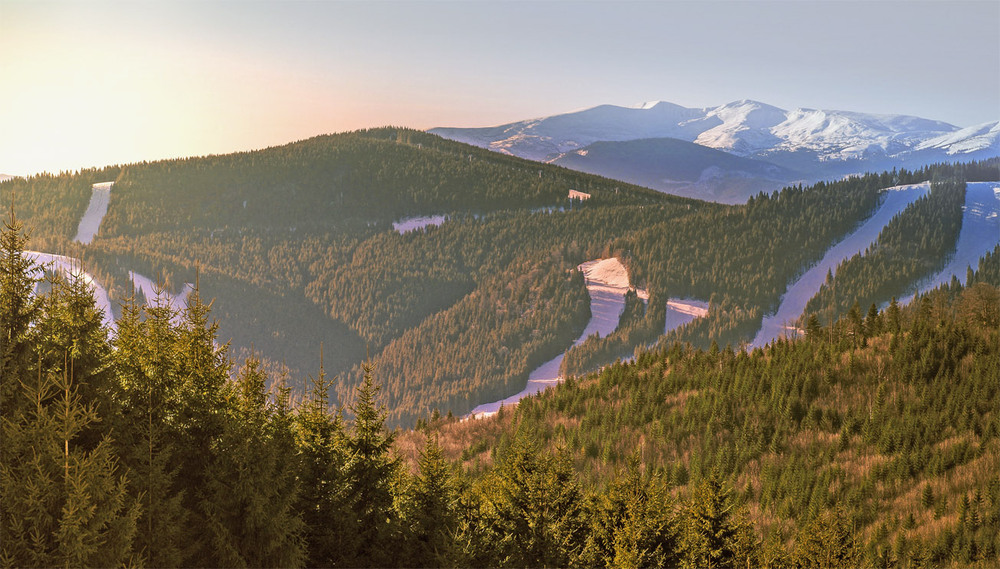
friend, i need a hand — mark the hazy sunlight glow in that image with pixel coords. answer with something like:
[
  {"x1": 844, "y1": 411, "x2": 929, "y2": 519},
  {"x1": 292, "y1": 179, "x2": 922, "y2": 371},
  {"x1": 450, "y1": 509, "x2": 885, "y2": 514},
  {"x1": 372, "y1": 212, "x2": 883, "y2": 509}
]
[{"x1": 2, "y1": 0, "x2": 997, "y2": 177}]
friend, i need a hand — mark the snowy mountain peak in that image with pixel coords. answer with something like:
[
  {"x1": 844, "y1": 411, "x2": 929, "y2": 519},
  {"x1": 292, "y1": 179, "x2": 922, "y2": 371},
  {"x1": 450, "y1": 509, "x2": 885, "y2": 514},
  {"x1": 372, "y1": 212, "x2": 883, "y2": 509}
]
[
  {"x1": 429, "y1": 100, "x2": 996, "y2": 200},
  {"x1": 915, "y1": 120, "x2": 1000, "y2": 155},
  {"x1": 692, "y1": 100, "x2": 789, "y2": 154}
]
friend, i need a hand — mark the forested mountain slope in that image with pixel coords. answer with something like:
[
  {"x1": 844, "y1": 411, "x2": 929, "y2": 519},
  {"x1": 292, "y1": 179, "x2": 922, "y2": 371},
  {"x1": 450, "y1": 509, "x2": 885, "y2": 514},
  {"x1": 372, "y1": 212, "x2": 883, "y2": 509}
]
[
  {"x1": 2, "y1": 130, "x2": 997, "y2": 426},
  {"x1": 4, "y1": 192, "x2": 998, "y2": 568},
  {"x1": 402, "y1": 258, "x2": 1000, "y2": 568}
]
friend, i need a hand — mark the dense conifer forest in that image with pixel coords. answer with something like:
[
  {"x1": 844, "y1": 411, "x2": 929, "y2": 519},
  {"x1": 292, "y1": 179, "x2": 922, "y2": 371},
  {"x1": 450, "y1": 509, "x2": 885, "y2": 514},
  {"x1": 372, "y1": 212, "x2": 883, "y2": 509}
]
[
  {"x1": 3, "y1": 206, "x2": 999, "y2": 567},
  {"x1": 1, "y1": 137, "x2": 996, "y2": 426}
]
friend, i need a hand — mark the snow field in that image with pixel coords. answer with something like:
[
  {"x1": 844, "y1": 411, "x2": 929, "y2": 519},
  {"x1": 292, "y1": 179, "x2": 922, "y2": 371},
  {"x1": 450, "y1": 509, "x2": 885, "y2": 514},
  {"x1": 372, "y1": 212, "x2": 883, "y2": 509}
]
[
  {"x1": 664, "y1": 299, "x2": 709, "y2": 334},
  {"x1": 392, "y1": 215, "x2": 448, "y2": 234},
  {"x1": 751, "y1": 182, "x2": 931, "y2": 348},
  {"x1": 73, "y1": 182, "x2": 113, "y2": 244}
]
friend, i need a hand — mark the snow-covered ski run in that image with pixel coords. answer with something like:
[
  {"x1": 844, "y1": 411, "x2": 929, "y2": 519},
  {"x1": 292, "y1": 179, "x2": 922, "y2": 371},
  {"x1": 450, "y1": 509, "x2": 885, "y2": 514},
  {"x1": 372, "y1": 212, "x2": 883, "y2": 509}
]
[{"x1": 467, "y1": 258, "x2": 707, "y2": 419}]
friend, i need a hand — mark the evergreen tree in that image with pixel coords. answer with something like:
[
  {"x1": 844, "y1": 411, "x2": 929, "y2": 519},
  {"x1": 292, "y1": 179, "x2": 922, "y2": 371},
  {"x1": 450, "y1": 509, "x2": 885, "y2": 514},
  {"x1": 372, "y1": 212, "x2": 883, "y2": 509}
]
[
  {"x1": 345, "y1": 363, "x2": 401, "y2": 567},
  {"x1": 0, "y1": 357, "x2": 138, "y2": 566},
  {"x1": 792, "y1": 508, "x2": 860, "y2": 569},
  {"x1": 406, "y1": 434, "x2": 458, "y2": 567},
  {"x1": 200, "y1": 355, "x2": 305, "y2": 567},
  {"x1": 679, "y1": 477, "x2": 756, "y2": 569},
  {"x1": 293, "y1": 360, "x2": 356, "y2": 567},
  {"x1": 482, "y1": 429, "x2": 586, "y2": 567},
  {"x1": 112, "y1": 294, "x2": 189, "y2": 567},
  {"x1": 582, "y1": 454, "x2": 679, "y2": 568},
  {"x1": 0, "y1": 209, "x2": 39, "y2": 415},
  {"x1": 171, "y1": 284, "x2": 235, "y2": 559},
  {"x1": 33, "y1": 270, "x2": 117, "y2": 450}
]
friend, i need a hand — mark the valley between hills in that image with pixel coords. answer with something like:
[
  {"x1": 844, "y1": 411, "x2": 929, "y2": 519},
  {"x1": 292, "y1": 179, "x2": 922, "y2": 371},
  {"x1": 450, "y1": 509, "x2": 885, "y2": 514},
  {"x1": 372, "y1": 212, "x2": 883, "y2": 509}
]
[{"x1": 2, "y1": 127, "x2": 999, "y2": 567}]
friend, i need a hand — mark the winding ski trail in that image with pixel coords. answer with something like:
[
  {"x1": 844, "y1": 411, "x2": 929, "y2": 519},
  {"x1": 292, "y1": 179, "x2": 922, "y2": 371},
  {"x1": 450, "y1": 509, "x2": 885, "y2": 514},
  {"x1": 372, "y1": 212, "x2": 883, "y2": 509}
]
[
  {"x1": 752, "y1": 182, "x2": 931, "y2": 348},
  {"x1": 908, "y1": 181, "x2": 1000, "y2": 297},
  {"x1": 467, "y1": 258, "x2": 706, "y2": 419}
]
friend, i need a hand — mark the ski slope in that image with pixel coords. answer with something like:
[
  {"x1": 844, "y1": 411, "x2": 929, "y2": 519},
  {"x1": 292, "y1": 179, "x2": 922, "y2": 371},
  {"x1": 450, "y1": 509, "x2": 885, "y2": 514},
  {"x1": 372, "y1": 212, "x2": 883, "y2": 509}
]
[
  {"x1": 752, "y1": 182, "x2": 931, "y2": 348},
  {"x1": 129, "y1": 271, "x2": 194, "y2": 322},
  {"x1": 910, "y1": 182, "x2": 1000, "y2": 296},
  {"x1": 664, "y1": 299, "x2": 709, "y2": 334},
  {"x1": 22, "y1": 179, "x2": 193, "y2": 334},
  {"x1": 467, "y1": 258, "x2": 705, "y2": 419},
  {"x1": 24, "y1": 251, "x2": 116, "y2": 331},
  {"x1": 467, "y1": 258, "x2": 635, "y2": 418},
  {"x1": 73, "y1": 182, "x2": 113, "y2": 244}
]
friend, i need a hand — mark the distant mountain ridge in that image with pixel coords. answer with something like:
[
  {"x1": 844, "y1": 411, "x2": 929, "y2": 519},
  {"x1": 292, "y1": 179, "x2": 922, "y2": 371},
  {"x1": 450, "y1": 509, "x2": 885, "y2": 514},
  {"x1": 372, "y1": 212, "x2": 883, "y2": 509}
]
[{"x1": 430, "y1": 100, "x2": 999, "y2": 202}]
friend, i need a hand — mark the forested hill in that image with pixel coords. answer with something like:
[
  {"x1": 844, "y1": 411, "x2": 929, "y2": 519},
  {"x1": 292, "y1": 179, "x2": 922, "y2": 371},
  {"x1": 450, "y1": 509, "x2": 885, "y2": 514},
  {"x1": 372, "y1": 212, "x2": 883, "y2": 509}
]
[
  {"x1": 400, "y1": 259, "x2": 1000, "y2": 568},
  {"x1": 3, "y1": 202, "x2": 997, "y2": 566},
  {"x1": 102, "y1": 128, "x2": 678, "y2": 236},
  {"x1": 1, "y1": 131, "x2": 997, "y2": 427},
  {"x1": 0, "y1": 128, "x2": 704, "y2": 422}
]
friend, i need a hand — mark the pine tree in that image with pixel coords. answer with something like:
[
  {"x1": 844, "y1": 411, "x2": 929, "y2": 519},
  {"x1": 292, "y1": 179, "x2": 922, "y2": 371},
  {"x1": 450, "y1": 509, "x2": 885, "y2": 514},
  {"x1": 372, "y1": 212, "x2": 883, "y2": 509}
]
[
  {"x1": 33, "y1": 269, "x2": 117, "y2": 450},
  {"x1": 345, "y1": 362, "x2": 400, "y2": 567},
  {"x1": 200, "y1": 355, "x2": 305, "y2": 567},
  {"x1": 171, "y1": 284, "x2": 234, "y2": 560},
  {"x1": 407, "y1": 434, "x2": 458, "y2": 567},
  {"x1": 1, "y1": 357, "x2": 138, "y2": 566},
  {"x1": 112, "y1": 294, "x2": 189, "y2": 567},
  {"x1": 886, "y1": 297, "x2": 902, "y2": 334},
  {"x1": 792, "y1": 507, "x2": 860, "y2": 569},
  {"x1": 293, "y1": 359, "x2": 356, "y2": 568},
  {"x1": 0, "y1": 208, "x2": 40, "y2": 415},
  {"x1": 679, "y1": 477, "x2": 756, "y2": 569},
  {"x1": 582, "y1": 454, "x2": 679, "y2": 568},
  {"x1": 483, "y1": 428, "x2": 586, "y2": 567}
]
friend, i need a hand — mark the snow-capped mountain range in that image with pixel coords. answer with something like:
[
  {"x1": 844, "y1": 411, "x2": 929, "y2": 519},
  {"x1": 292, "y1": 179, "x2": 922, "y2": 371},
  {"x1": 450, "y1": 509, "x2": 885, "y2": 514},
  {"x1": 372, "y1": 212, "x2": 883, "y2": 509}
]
[{"x1": 430, "y1": 100, "x2": 999, "y2": 202}]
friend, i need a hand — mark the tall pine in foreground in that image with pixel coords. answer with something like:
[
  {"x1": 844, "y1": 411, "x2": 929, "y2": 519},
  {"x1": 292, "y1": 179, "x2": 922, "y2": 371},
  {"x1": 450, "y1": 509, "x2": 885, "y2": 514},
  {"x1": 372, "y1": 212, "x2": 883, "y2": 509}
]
[
  {"x1": 404, "y1": 434, "x2": 458, "y2": 567},
  {"x1": 345, "y1": 363, "x2": 401, "y2": 567},
  {"x1": 1, "y1": 211, "x2": 138, "y2": 566},
  {"x1": 201, "y1": 355, "x2": 305, "y2": 567},
  {"x1": 0, "y1": 209, "x2": 39, "y2": 417},
  {"x1": 112, "y1": 294, "x2": 189, "y2": 567},
  {"x1": 582, "y1": 454, "x2": 679, "y2": 569},
  {"x1": 294, "y1": 358, "x2": 357, "y2": 567}
]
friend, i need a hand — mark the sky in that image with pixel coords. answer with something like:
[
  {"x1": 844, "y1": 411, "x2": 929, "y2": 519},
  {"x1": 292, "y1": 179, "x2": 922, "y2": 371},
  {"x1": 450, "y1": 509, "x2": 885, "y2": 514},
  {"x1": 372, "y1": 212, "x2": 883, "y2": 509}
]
[{"x1": 2, "y1": 0, "x2": 998, "y2": 176}]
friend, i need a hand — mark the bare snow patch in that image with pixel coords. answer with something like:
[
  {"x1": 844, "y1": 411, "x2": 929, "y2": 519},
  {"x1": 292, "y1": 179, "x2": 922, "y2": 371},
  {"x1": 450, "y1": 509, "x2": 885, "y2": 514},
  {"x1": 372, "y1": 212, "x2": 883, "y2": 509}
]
[
  {"x1": 664, "y1": 299, "x2": 709, "y2": 334},
  {"x1": 73, "y1": 182, "x2": 113, "y2": 244},
  {"x1": 751, "y1": 182, "x2": 931, "y2": 348},
  {"x1": 392, "y1": 215, "x2": 447, "y2": 234}
]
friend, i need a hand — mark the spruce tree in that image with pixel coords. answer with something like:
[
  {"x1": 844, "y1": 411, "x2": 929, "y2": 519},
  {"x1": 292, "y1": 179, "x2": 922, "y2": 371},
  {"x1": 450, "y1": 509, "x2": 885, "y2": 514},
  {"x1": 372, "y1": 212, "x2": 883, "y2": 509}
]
[
  {"x1": 112, "y1": 294, "x2": 189, "y2": 568},
  {"x1": 792, "y1": 507, "x2": 860, "y2": 569},
  {"x1": 200, "y1": 355, "x2": 305, "y2": 567},
  {"x1": 679, "y1": 477, "x2": 756, "y2": 569},
  {"x1": 0, "y1": 208, "x2": 39, "y2": 416},
  {"x1": 483, "y1": 428, "x2": 586, "y2": 567},
  {"x1": 406, "y1": 434, "x2": 458, "y2": 567},
  {"x1": 294, "y1": 359, "x2": 356, "y2": 567},
  {"x1": 345, "y1": 363, "x2": 400, "y2": 567},
  {"x1": 582, "y1": 454, "x2": 679, "y2": 568},
  {"x1": 1, "y1": 357, "x2": 138, "y2": 566}
]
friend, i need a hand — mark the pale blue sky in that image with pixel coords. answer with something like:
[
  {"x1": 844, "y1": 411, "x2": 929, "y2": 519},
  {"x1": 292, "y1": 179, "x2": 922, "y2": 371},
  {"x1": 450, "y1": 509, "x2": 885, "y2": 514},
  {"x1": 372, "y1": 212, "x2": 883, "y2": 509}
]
[{"x1": 2, "y1": 0, "x2": 997, "y2": 175}]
